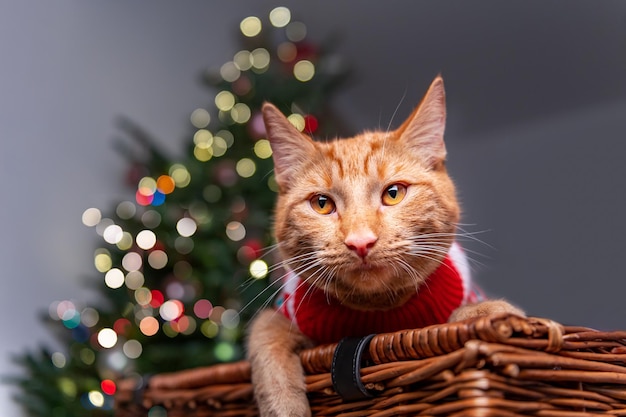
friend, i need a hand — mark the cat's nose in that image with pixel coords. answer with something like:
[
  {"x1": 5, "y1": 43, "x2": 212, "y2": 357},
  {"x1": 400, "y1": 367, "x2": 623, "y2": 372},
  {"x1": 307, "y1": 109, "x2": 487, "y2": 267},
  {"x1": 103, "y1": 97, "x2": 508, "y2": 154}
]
[{"x1": 344, "y1": 231, "x2": 378, "y2": 259}]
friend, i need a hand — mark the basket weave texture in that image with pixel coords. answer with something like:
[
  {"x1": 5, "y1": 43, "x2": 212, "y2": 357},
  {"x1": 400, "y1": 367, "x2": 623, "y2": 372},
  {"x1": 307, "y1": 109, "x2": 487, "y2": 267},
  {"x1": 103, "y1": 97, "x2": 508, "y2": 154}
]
[{"x1": 115, "y1": 314, "x2": 626, "y2": 416}]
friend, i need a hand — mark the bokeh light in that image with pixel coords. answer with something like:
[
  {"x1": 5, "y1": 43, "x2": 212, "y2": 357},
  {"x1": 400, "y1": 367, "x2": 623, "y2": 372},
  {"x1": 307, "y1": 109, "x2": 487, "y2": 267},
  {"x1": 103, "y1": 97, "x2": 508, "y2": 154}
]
[
  {"x1": 194, "y1": 145, "x2": 213, "y2": 162},
  {"x1": 147, "y1": 250, "x2": 168, "y2": 269},
  {"x1": 233, "y1": 50, "x2": 252, "y2": 71},
  {"x1": 286, "y1": 21, "x2": 307, "y2": 42},
  {"x1": 212, "y1": 136, "x2": 228, "y2": 157},
  {"x1": 125, "y1": 271, "x2": 145, "y2": 290},
  {"x1": 122, "y1": 252, "x2": 142, "y2": 272},
  {"x1": 97, "y1": 328, "x2": 117, "y2": 349},
  {"x1": 116, "y1": 201, "x2": 136, "y2": 220},
  {"x1": 249, "y1": 259, "x2": 269, "y2": 279},
  {"x1": 103, "y1": 225, "x2": 123, "y2": 244},
  {"x1": 160, "y1": 300, "x2": 183, "y2": 321},
  {"x1": 176, "y1": 217, "x2": 197, "y2": 237},
  {"x1": 251, "y1": 48, "x2": 270, "y2": 71},
  {"x1": 135, "y1": 190, "x2": 153, "y2": 206},
  {"x1": 203, "y1": 185, "x2": 222, "y2": 203},
  {"x1": 189, "y1": 201, "x2": 211, "y2": 224},
  {"x1": 104, "y1": 268, "x2": 125, "y2": 289},
  {"x1": 156, "y1": 175, "x2": 176, "y2": 194},
  {"x1": 240, "y1": 16, "x2": 262, "y2": 37},
  {"x1": 169, "y1": 164, "x2": 191, "y2": 188},
  {"x1": 88, "y1": 391, "x2": 105, "y2": 408},
  {"x1": 134, "y1": 287, "x2": 152, "y2": 306},
  {"x1": 231, "y1": 103, "x2": 251, "y2": 124},
  {"x1": 221, "y1": 309, "x2": 240, "y2": 329},
  {"x1": 101, "y1": 379, "x2": 116, "y2": 396},
  {"x1": 220, "y1": 61, "x2": 240, "y2": 82},
  {"x1": 201, "y1": 320, "x2": 219, "y2": 338},
  {"x1": 268, "y1": 175, "x2": 279, "y2": 192},
  {"x1": 190, "y1": 108, "x2": 211, "y2": 128},
  {"x1": 277, "y1": 42, "x2": 297, "y2": 63},
  {"x1": 94, "y1": 250, "x2": 112, "y2": 273},
  {"x1": 236, "y1": 158, "x2": 256, "y2": 178},
  {"x1": 106, "y1": 350, "x2": 128, "y2": 372},
  {"x1": 287, "y1": 113, "x2": 305, "y2": 131},
  {"x1": 82, "y1": 208, "x2": 102, "y2": 227},
  {"x1": 51, "y1": 352, "x2": 66, "y2": 368},
  {"x1": 151, "y1": 191, "x2": 166, "y2": 206},
  {"x1": 215, "y1": 91, "x2": 236, "y2": 112},
  {"x1": 58, "y1": 377, "x2": 77, "y2": 399},
  {"x1": 253, "y1": 139, "x2": 272, "y2": 159},
  {"x1": 225, "y1": 221, "x2": 246, "y2": 241},
  {"x1": 95, "y1": 218, "x2": 114, "y2": 236},
  {"x1": 174, "y1": 237, "x2": 194, "y2": 254},
  {"x1": 150, "y1": 290, "x2": 164, "y2": 308},
  {"x1": 194, "y1": 129, "x2": 213, "y2": 147},
  {"x1": 123, "y1": 339, "x2": 142, "y2": 359},
  {"x1": 113, "y1": 318, "x2": 131, "y2": 335},
  {"x1": 116, "y1": 232, "x2": 133, "y2": 250},
  {"x1": 294, "y1": 60, "x2": 315, "y2": 82},
  {"x1": 139, "y1": 316, "x2": 159, "y2": 336},
  {"x1": 136, "y1": 230, "x2": 157, "y2": 250},
  {"x1": 81, "y1": 307, "x2": 99, "y2": 327},
  {"x1": 269, "y1": 6, "x2": 291, "y2": 27},
  {"x1": 209, "y1": 306, "x2": 225, "y2": 323},
  {"x1": 141, "y1": 210, "x2": 162, "y2": 228},
  {"x1": 304, "y1": 114, "x2": 319, "y2": 133},
  {"x1": 138, "y1": 177, "x2": 157, "y2": 196},
  {"x1": 217, "y1": 130, "x2": 235, "y2": 147},
  {"x1": 80, "y1": 348, "x2": 96, "y2": 365},
  {"x1": 194, "y1": 299, "x2": 213, "y2": 319},
  {"x1": 214, "y1": 342, "x2": 236, "y2": 362}
]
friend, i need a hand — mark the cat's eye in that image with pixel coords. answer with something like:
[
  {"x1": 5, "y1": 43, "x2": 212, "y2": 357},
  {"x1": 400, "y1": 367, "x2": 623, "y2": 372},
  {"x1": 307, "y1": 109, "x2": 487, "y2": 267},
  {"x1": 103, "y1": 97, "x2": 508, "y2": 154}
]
[
  {"x1": 382, "y1": 184, "x2": 407, "y2": 206},
  {"x1": 310, "y1": 194, "x2": 336, "y2": 215}
]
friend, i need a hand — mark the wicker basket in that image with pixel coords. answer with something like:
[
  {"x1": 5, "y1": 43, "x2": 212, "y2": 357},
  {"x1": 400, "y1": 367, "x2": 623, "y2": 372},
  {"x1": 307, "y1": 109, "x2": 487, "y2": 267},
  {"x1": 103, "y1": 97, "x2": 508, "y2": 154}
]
[{"x1": 115, "y1": 314, "x2": 626, "y2": 416}]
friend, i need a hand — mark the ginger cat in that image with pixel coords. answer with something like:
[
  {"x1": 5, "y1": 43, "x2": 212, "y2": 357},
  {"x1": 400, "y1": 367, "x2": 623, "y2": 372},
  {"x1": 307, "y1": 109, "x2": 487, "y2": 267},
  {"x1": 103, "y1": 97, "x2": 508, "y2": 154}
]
[{"x1": 247, "y1": 75, "x2": 523, "y2": 416}]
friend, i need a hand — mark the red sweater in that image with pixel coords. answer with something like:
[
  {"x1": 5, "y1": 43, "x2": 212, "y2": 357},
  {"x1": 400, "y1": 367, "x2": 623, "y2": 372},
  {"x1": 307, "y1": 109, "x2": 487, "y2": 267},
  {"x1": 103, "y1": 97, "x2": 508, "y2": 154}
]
[{"x1": 277, "y1": 242, "x2": 480, "y2": 344}]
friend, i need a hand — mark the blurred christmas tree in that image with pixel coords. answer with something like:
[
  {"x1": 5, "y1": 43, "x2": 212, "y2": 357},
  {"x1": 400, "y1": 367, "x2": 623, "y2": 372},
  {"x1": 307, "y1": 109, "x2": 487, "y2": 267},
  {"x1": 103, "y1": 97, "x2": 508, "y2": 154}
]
[{"x1": 10, "y1": 7, "x2": 348, "y2": 416}]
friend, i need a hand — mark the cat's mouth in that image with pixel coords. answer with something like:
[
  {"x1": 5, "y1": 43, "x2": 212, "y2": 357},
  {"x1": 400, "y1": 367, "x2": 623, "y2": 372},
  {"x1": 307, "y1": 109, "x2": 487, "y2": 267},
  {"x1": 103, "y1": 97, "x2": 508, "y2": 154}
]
[{"x1": 347, "y1": 258, "x2": 385, "y2": 273}]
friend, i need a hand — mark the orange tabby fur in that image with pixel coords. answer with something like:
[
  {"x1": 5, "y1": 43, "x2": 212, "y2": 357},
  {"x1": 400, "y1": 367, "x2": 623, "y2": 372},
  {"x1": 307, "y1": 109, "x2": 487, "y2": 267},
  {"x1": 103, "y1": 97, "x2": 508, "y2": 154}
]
[{"x1": 247, "y1": 76, "x2": 523, "y2": 417}]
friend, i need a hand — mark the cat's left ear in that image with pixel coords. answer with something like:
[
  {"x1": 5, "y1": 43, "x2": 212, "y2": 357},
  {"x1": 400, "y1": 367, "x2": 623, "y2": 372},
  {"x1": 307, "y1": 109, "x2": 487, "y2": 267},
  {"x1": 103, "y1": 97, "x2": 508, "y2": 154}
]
[
  {"x1": 262, "y1": 102, "x2": 317, "y2": 191},
  {"x1": 397, "y1": 75, "x2": 447, "y2": 168}
]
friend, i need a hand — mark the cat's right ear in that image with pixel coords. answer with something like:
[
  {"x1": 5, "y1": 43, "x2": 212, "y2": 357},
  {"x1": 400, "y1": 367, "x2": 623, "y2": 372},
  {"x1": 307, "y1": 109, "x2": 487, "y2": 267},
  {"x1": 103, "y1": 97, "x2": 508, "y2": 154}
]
[{"x1": 262, "y1": 103, "x2": 316, "y2": 190}]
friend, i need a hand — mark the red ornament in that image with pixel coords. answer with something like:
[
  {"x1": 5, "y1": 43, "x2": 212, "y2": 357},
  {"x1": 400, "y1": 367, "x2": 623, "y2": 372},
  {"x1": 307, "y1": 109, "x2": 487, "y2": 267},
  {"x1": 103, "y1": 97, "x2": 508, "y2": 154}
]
[
  {"x1": 248, "y1": 111, "x2": 266, "y2": 139},
  {"x1": 126, "y1": 163, "x2": 149, "y2": 187},
  {"x1": 150, "y1": 290, "x2": 165, "y2": 308},
  {"x1": 113, "y1": 318, "x2": 132, "y2": 336},
  {"x1": 135, "y1": 190, "x2": 153, "y2": 206},
  {"x1": 303, "y1": 115, "x2": 318, "y2": 134},
  {"x1": 101, "y1": 379, "x2": 117, "y2": 395},
  {"x1": 293, "y1": 43, "x2": 319, "y2": 67},
  {"x1": 232, "y1": 75, "x2": 252, "y2": 96},
  {"x1": 244, "y1": 239, "x2": 263, "y2": 258}
]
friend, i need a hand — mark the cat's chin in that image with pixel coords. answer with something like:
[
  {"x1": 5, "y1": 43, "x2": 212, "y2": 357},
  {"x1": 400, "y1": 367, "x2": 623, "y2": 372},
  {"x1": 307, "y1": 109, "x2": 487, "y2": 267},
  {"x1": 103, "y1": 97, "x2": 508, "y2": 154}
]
[{"x1": 332, "y1": 266, "x2": 417, "y2": 310}]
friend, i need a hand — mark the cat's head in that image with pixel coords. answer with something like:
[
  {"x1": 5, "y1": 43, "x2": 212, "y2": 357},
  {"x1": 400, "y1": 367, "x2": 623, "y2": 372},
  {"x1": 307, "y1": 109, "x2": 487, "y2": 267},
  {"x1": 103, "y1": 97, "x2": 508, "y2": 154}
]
[{"x1": 263, "y1": 76, "x2": 460, "y2": 310}]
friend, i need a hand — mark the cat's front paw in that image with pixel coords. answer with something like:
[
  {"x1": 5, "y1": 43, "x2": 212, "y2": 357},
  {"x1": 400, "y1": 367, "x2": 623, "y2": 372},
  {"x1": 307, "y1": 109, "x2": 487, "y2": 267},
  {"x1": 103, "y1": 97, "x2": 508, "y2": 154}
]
[
  {"x1": 255, "y1": 386, "x2": 311, "y2": 417},
  {"x1": 448, "y1": 299, "x2": 524, "y2": 322}
]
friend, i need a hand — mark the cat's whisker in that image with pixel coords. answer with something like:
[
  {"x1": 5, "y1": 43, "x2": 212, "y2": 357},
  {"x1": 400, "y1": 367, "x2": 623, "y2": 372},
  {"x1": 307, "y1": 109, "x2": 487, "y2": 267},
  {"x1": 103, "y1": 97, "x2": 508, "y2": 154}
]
[
  {"x1": 324, "y1": 266, "x2": 340, "y2": 303},
  {"x1": 452, "y1": 226, "x2": 495, "y2": 250},
  {"x1": 394, "y1": 257, "x2": 424, "y2": 293},
  {"x1": 239, "y1": 253, "x2": 326, "y2": 317},
  {"x1": 292, "y1": 264, "x2": 333, "y2": 318},
  {"x1": 403, "y1": 249, "x2": 448, "y2": 265},
  {"x1": 238, "y1": 251, "x2": 320, "y2": 294},
  {"x1": 264, "y1": 250, "x2": 322, "y2": 275}
]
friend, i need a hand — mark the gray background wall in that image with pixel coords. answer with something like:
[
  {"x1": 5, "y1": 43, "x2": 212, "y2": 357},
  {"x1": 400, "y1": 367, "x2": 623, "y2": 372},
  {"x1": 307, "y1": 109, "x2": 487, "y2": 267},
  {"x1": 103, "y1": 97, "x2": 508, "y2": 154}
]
[{"x1": 1, "y1": 1, "x2": 625, "y2": 415}]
